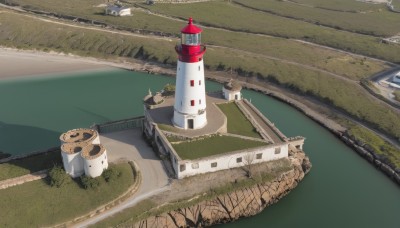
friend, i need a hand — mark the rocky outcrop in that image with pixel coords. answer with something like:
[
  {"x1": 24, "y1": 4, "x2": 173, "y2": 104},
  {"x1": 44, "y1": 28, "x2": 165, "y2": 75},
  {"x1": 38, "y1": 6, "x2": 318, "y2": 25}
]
[{"x1": 133, "y1": 150, "x2": 311, "y2": 227}]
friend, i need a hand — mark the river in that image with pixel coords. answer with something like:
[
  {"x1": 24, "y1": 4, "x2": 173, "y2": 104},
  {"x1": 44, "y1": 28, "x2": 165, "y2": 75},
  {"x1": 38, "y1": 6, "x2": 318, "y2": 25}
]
[{"x1": 0, "y1": 70, "x2": 398, "y2": 227}]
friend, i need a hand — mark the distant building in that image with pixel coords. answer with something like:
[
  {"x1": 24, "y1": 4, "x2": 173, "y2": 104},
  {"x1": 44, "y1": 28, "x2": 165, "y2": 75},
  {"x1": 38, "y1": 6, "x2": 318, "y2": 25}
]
[
  {"x1": 393, "y1": 71, "x2": 400, "y2": 84},
  {"x1": 105, "y1": 5, "x2": 131, "y2": 16}
]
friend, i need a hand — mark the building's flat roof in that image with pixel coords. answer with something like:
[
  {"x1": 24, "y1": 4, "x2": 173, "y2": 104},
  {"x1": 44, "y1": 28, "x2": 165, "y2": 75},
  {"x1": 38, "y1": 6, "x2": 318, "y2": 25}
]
[
  {"x1": 60, "y1": 128, "x2": 97, "y2": 144},
  {"x1": 81, "y1": 144, "x2": 106, "y2": 160},
  {"x1": 61, "y1": 142, "x2": 89, "y2": 155}
]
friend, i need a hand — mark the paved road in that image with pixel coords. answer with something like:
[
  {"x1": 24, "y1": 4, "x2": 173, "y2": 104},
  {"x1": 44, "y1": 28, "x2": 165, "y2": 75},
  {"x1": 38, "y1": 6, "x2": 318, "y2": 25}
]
[{"x1": 74, "y1": 128, "x2": 170, "y2": 227}]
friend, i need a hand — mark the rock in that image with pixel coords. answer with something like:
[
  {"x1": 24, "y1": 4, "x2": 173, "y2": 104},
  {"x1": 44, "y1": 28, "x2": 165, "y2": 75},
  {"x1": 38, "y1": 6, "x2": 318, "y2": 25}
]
[{"x1": 133, "y1": 150, "x2": 311, "y2": 227}]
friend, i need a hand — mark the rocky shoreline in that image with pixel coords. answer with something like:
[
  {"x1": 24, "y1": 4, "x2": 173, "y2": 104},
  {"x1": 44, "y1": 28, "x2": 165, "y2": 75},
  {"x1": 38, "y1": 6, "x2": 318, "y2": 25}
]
[{"x1": 132, "y1": 150, "x2": 311, "y2": 227}]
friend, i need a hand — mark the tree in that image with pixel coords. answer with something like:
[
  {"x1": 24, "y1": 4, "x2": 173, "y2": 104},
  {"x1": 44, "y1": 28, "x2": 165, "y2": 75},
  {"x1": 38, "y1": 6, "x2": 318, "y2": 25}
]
[
  {"x1": 102, "y1": 166, "x2": 121, "y2": 183},
  {"x1": 243, "y1": 152, "x2": 255, "y2": 178},
  {"x1": 80, "y1": 175, "x2": 100, "y2": 190},
  {"x1": 48, "y1": 165, "x2": 71, "y2": 188}
]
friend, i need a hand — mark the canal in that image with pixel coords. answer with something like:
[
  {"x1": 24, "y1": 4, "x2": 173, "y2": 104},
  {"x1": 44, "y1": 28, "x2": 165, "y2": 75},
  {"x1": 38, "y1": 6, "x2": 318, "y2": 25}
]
[{"x1": 0, "y1": 70, "x2": 398, "y2": 227}]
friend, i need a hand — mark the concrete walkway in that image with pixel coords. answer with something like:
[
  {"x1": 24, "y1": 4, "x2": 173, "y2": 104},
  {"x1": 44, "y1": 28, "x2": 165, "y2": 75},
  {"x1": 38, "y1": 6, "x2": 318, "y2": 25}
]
[
  {"x1": 73, "y1": 128, "x2": 170, "y2": 227},
  {"x1": 240, "y1": 100, "x2": 284, "y2": 143},
  {"x1": 147, "y1": 94, "x2": 228, "y2": 137}
]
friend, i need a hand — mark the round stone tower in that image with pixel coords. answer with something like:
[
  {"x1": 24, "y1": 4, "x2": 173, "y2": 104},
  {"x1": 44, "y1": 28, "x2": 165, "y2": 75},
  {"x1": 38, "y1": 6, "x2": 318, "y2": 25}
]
[{"x1": 173, "y1": 17, "x2": 207, "y2": 130}]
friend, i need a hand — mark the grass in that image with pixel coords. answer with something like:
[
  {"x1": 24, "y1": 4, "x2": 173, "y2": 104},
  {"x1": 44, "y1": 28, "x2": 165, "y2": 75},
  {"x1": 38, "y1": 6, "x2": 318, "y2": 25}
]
[
  {"x1": 0, "y1": 163, "x2": 134, "y2": 227},
  {"x1": 93, "y1": 158, "x2": 292, "y2": 228},
  {"x1": 9, "y1": 0, "x2": 388, "y2": 80},
  {"x1": 217, "y1": 102, "x2": 261, "y2": 138},
  {"x1": 0, "y1": 150, "x2": 62, "y2": 181},
  {"x1": 347, "y1": 125, "x2": 400, "y2": 169},
  {"x1": 171, "y1": 135, "x2": 267, "y2": 160},
  {"x1": 0, "y1": 9, "x2": 398, "y2": 141},
  {"x1": 234, "y1": 0, "x2": 400, "y2": 37},
  {"x1": 290, "y1": 0, "x2": 386, "y2": 12},
  {"x1": 142, "y1": 1, "x2": 400, "y2": 63},
  {"x1": 394, "y1": 90, "x2": 400, "y2": 102}
]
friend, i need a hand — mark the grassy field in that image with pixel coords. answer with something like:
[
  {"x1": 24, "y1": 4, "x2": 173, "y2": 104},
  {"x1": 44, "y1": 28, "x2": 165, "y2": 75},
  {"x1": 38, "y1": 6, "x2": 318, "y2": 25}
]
[
  {"x1": 217, "y1": 102, "x2": 261, "y2": 138},
  {"x1": 142, "y1": 1, "x2": 400, "y2": 63},
  {"x1": 394, "y1": 90, "x2": 400, "y2": 102},
  {"x1": 9, "y1": 0, "x2": 387, "y2": 80},
  {"x1": 0, "y1": 150, "x2": 62, "y2": 181},
  {"x1": 171, "y1": 135, "x2": 267, "y2": 160},
  {"x1": 347, "y1": 125, "x2": 400, "y2": 169},
  {"x1": 0, "y1": 163, "x2": 134, "y2": 227},
  {"x1": 0, "y1": 10, "x2": 399, "y2": 141},
  {"x1": 234, "y1": 0, "x2": 400, "y2": 37},
  {"x1": 290, "y1": 0, "x2": 386, "y2": 12}
]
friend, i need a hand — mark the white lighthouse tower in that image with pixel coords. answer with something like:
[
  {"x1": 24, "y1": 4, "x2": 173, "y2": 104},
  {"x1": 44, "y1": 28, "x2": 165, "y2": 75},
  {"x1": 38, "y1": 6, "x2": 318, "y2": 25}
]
[{"x1": 173, "y1": 18, "x2": 207, "y2": 130}]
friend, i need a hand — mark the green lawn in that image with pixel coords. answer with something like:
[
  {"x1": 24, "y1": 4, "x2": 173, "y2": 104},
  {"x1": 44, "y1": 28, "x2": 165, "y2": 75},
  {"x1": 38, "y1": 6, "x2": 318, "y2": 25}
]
[
  {"x1": 347, "y1": 125, "x2": 400, "y2": 169},
  {"x1": 143, "y1": 1, "x2": 400, "y2": 63},
  {"x1": 234, "y1": 0, "x2": 400, "y2": 37},
  {"x1": 217, "y1": 102, "x2": 261, "y2": 138},
  {"x1": 172, "y1": 135, "x2": 267, "y2": 160},
  {"x1": 0, "y1": 150, "x2": 62, "y2": 181},
  {"x1": 10, "y1": 0, "x2": 387, "y2": 80},
  {"x1": 394, "y1": 90, "x2": 400, "y2": 102},
  {"x1": 289, "y1": 0, "x2": 385, "y2": 12},
  {"x1": 0, "y1": 163, "x2": 134, "y2": 227}
]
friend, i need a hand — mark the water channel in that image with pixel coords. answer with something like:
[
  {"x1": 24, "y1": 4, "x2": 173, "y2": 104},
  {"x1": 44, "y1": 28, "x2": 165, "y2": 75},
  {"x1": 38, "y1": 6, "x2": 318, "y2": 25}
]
[{"x1": 0, "y1": 70, "x2": 398, "y2": 228}]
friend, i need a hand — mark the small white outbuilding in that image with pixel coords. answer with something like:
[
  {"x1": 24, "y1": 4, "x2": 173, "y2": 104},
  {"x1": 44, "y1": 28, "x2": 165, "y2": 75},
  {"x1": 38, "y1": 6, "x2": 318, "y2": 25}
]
[
  {"x1": 105, "y1": 5, "x2": 131, "y2": 16},
  {"x1": 60, "y1": 128, "x2": 108, "y2": 178},
  {"x1": 223, "y1": 79, "x2": 242, "y2": 101}
]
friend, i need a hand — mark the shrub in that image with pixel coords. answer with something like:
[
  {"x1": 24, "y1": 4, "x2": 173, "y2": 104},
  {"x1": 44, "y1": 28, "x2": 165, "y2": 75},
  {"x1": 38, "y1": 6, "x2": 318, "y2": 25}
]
[
  {"x1": 163, "y1": 83, "x2": 175, "y2": 96},
  {"x1": 102, "y1": 167, "x2": 121, "y2": 183},
  {"x1": 80, "y1": 175, "x2": 100, "y2": 190},
  {"x1": 48, "y1": 165, "x2": 71, "y2": 188}
]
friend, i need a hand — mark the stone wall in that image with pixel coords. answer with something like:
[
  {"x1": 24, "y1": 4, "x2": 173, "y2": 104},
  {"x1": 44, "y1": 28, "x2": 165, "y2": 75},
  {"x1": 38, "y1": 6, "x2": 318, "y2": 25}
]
[{"x1": 132, "y1": 149, "x2": 311, "y2": 227}]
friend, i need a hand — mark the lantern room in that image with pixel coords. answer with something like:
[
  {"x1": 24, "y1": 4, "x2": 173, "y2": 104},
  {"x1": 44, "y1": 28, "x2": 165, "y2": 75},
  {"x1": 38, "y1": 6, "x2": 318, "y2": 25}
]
[{"x1": 176, "y1": 17, "x2": 206, "y2": 63}]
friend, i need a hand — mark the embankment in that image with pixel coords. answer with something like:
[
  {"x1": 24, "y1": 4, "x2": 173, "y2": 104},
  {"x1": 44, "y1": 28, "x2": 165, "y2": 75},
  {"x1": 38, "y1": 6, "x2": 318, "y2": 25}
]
[
  {"x1": 131, "y1": 150, "x2": 311, "y2": 227},
  {"x1": 205, "y1": 76, "x2": 400, "y2": 185}
]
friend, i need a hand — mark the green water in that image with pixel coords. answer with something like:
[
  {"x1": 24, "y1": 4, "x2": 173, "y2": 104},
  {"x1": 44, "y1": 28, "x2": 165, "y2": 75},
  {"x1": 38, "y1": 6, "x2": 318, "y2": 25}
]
[{"x1": 0, "y1": 70, "x2": 399, "y2": 227}]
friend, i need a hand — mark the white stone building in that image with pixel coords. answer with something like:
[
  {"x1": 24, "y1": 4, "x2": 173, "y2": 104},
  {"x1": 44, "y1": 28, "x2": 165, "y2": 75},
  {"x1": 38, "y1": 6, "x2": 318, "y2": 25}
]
[
  {"x1": 59, "y1": 128, "x2": 108, "y2": 178},
  {"x1": 223, "y1": 79, "x2": 242, "y2": 101},
  {"x1": 81, "y1": 144, "x2": 108, "y2": 178}
]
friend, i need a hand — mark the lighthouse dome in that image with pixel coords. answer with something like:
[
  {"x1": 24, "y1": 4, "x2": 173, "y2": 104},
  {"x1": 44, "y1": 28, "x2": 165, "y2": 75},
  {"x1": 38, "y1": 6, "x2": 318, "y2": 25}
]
[{"x1": 181, "y1": 17, "x2": 202, "y2": 34}]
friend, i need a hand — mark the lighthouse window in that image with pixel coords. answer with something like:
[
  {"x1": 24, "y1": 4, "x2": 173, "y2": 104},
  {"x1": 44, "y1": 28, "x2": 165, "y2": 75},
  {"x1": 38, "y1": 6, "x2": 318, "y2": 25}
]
[
  {"x1": 182, "y1": 33, "x2": 201, "y2": 46},
  {"x1": 190, "y1": 100, "x2": 195, "y2": 106},
  {"x1": 190, "y1": 80, "x2": 194, "y2": 87},
  {"x1": 199, "y1": 80, "x2": 201, "y2": 85},
  {"x1": 198, "y1": 66, "x2": 201, "y2": 71},
  {"x1": 199, "y1": 99, "x2": 201, "y2": 105}
]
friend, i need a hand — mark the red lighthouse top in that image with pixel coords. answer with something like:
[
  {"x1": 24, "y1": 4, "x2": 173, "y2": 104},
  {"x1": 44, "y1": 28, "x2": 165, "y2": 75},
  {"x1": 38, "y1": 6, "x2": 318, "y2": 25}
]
[
  {"x1": 181, "y1": 17, "x2": 202, "y2": 34},
  {"x1": 176, "y1": 17, "x2": 206, "y2": 63}
]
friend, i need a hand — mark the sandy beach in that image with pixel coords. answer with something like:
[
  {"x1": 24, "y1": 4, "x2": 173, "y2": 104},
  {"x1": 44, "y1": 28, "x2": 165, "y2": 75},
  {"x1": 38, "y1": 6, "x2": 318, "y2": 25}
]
[
  {"x1": 0, "y1": 48, "x2": 117, "y2": 79},
  {"x1": 0, "y1": 47, "x2": 176, "y2": 79}
]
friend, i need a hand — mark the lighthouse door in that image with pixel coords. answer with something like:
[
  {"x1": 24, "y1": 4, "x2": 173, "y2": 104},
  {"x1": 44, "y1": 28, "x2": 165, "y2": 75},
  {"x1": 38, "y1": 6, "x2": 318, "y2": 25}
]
[{"x1": 188, "y1": 119, "x2": 194, "y2": 129}]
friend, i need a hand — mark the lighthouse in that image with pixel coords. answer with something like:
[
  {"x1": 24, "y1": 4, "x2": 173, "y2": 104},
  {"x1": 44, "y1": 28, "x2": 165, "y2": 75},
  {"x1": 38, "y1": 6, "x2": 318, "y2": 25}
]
[{"x1": 173, "y1": 18, "x2": 207, "y2": 130}]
